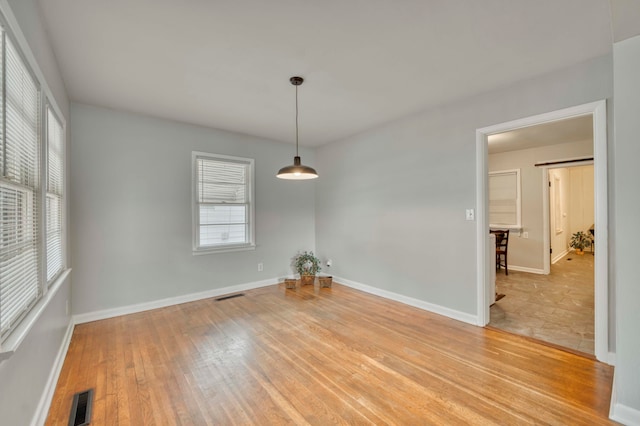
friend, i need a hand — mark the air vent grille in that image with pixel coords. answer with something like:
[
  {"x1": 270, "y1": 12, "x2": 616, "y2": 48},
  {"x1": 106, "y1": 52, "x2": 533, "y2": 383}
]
[
  {"x1": 68, "y1": 389, "x2": 93, "y2": 426},
  {"x1": 215, "y1": 293, "x2": 245, "y2": 301}
]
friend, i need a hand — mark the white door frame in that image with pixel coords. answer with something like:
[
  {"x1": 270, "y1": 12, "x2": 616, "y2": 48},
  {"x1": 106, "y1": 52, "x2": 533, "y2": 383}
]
[{"x1": 475, "y1": 100, "x2": 609, "y2": 363}]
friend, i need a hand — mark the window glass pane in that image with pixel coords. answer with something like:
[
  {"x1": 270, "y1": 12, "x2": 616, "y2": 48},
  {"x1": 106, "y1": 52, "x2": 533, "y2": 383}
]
[
  {"x1": 199, "y1": 182, "x2": 245, "y2": 203},
  {"x1": 200, "y1": 204, "x2": 246, "y2": 225},
  {"x1": 199, "y1": 224, "x2": 247, "y2": 246}
]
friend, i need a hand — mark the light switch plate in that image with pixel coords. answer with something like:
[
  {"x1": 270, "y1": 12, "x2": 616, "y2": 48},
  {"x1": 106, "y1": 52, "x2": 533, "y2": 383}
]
[{"x1": 465, "y1": 209, "x2": 475, "y2": 221}]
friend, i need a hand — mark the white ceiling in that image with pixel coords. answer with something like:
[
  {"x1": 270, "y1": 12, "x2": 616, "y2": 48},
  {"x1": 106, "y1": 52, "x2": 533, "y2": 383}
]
[
  {"x1": 37, "y1": 0, "x2": 613, "y2": 146},
  {"x1": 487, "y1": 115, "x2": 593, "y2": 154}
]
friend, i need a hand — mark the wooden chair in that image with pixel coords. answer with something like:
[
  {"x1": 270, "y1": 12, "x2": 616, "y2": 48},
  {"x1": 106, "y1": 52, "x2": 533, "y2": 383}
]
[{"x1": 490, "y1": 229, "x2": 510, "y2": 275}]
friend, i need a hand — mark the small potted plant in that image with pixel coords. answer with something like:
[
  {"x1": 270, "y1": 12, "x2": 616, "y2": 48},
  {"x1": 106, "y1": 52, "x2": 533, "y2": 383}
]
[
  {"x1": 293, "y1": 251, "x2": 321, "y2": 286},
  {"x1": 570, "y1": 231, "x2": 591, "y2": 255}
]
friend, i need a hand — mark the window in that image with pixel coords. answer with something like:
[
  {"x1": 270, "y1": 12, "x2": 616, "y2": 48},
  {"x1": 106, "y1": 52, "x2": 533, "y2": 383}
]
[
  {"x1": 489, "y1": 169, "x2": 521, "y2": 229},
  {"x1": 46, "y1": 106, "x2": 64, "y2": 282},
  {"x1": 0, "y1": 15, "x2": 66, "y2": 345},
  {"x1": 192, "y1": 152, "x2": 254, "y2": 253},
  {"x1": 0, "y1": 29, "x2": 41, "y2": 339}
]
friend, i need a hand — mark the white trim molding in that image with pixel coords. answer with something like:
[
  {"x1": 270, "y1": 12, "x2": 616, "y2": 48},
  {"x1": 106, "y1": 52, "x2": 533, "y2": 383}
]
[
  {"x1": 610, "y1": 371, "x2": 640, "y2": 425},
  {"x1": 74, "y1": 278, "x2": 279, "y2": 324},
  {"x1": 31, "y1": 320, "x2": 74, "y2": 426},
  {"x1": 551, "y1": 249, "x2": 570, "y2": 265},
  {"x1": 476, "y1": 100, "x2": 610, "y2": 364},
  {"x1": 506, "y1": 265, "x2": 546, "y2": 275},
  {"x1": 0, "y1": 269, "x2": 71, "y2": 361},
  {"x1": 335, "y1": 276, "x2": 477, "y2": 325}
]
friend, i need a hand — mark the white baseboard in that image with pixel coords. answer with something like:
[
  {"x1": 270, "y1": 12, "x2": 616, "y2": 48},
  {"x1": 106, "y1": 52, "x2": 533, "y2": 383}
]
[
  {"x1": 610, "y1": 371, "x2": 640, "y2": 425},
  {"x1": 507, "y1": 265, "x2": 546, "y2": 275},
  {"x1": 334, "y1": 276, "x2": 477, "y2": 325},
  {"x1": 551, "y1": 249, "x2": 569, "y2": 264},
  {"x1": 31, "y1": 319, "x2": 75, "y2": 426},
  {"x1": 74, "y1": 278, "x2": 280, "y2": 324},
  {"x1": 611, "y1": 403, "x2": 640, "y2": 425}
]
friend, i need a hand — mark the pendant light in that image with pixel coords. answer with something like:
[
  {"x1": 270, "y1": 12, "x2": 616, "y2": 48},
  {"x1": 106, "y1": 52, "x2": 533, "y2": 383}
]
[{"x1": 277, "y1": 76, "x2": 319, "y2": 180}]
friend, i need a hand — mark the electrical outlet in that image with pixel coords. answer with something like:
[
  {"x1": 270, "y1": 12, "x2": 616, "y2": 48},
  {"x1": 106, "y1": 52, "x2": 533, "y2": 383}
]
[
  {"x1": 522, "y1": 232, "x2": 529, "y2": 239},
  {"x1": 257, "y1": 262, "x2": 263, "y2": 272}
]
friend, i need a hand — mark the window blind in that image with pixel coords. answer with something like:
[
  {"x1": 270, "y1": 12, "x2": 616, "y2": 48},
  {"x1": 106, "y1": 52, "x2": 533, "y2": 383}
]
[
  {"x1": 194, "y1": 154, "x2": 253, "y2": 250},
  {"x1": 46, "y1": 106, "x2": 63, "y2": 282},
  {"x1": 0, "y1": 32, "x2": 41, "y2": 338},
  {"x1": 489, "y1": 170, "x2": 520, "y2": 227}
]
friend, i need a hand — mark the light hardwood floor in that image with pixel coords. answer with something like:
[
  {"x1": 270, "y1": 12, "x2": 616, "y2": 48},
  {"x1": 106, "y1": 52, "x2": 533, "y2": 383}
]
[{"x1": 46, "y1": 282, "x2": 614, "y2": 425}]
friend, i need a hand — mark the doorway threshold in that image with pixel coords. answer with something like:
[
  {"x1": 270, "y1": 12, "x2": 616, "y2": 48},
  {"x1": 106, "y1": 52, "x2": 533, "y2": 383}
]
[{"x1": 485, "y1": 325, "x2": 596, "y2": 360}]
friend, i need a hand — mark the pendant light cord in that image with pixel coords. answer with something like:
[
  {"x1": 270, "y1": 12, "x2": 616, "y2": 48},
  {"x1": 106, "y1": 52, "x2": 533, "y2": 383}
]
[{"x1": 295, "y1": 84, "x2": 299, "y2": 157}]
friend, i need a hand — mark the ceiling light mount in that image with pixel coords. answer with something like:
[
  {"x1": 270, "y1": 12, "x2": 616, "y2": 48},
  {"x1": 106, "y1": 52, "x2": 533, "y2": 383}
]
[{"x1": 277, "y1": 76, "x2": 318, "y2": 180}]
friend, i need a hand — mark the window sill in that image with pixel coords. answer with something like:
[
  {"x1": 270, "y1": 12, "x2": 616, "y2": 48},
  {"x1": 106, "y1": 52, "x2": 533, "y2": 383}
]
[
  {"x1": 0, "y1": 268, "x2": 72, "y2": 362},
  {"x1": 192, "y1": 244, "x2": 256, "y2": 256}
]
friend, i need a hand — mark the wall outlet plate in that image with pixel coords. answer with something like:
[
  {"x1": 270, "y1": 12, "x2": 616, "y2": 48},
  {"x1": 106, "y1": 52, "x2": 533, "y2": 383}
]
[{"x1": 465, "y1": 209, "x2": 475, "y2": 221}]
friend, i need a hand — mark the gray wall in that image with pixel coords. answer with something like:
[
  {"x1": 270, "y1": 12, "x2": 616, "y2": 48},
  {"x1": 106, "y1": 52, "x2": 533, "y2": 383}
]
[
  {"x1": 70, "y1": 103, "x2": 316, "y2": 315},
  {"x1": 612, "y1": 34, "x2": 640, "y2": 418},
  {"x1": 0, "y1": 0, "x2": 72, "y2": 424},
  {"x1": 489, "y1": 140, "x2": 593, "y2": 270},
  {"x1": 315, "y1": 54, "x2": 612, "y2": 318}
]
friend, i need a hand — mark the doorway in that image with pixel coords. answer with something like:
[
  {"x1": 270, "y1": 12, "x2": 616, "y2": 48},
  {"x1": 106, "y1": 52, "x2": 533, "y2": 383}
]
[
  {"x1": 475, "y1": 101, "x2": 609, "y2": 363},
  {"x1": 488, "y1": 158, "x2": 595, "y2": 354}
]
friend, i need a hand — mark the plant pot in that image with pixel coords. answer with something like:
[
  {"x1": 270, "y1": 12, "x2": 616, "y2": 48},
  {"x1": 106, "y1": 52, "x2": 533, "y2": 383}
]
[
  {"x1": 575, "y1": 248, "x2": 584, "y2": 255},
  {"x1": 319, "y1": 275, "x2": 332, "y2": 288},
  {"x1": 300, "y1": 275, "x2": 315, "y2": 286},
  {"x1": 284, "y1": 278, "x2": 297, "y2": 289}
]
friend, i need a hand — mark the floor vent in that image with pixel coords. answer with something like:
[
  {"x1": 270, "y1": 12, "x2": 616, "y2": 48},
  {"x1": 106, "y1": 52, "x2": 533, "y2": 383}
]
[
  {"x1": 215, "y1": 293, "x2": 245, "y2": 301},
  {"x1": 68, "y1": 389, "x2": 93, "y2": 426}
]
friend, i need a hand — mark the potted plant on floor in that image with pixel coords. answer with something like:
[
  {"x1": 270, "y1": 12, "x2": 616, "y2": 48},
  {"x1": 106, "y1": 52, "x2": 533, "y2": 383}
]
[
  {"x1": 570, "y1": 231, "x2": 591, "y2": 255},
  {"x1": 294, "y1": 251, "x2": 321, "y2": 286}
]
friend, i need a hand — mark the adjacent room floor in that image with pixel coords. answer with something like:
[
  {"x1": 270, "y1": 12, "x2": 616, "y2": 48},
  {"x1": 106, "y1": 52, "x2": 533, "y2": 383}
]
[{"x1": 490, "y1": 251, "x2": 594, "y2": 355}]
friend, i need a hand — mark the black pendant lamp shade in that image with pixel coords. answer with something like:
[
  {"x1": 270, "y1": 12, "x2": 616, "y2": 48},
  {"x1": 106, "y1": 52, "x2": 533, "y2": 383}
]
[{"x1": 277, "y1": 76, "x2": 318, "y2": 180}]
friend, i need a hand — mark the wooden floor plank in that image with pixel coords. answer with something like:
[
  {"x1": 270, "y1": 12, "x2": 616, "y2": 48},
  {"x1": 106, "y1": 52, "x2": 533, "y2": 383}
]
[{"x1": 46, "y1": 283, "x2": 615, "y2": 425}]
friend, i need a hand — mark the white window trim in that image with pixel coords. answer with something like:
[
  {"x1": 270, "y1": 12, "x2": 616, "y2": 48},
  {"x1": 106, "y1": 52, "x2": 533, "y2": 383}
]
[
  {"x1": 488, "y1": 168, "x2": 522, "y2": 230},
  {"x1": 0, "y1": 269, "x2": 70, "y2": 360},
  {"x1": 191, "y1": 151, "x2": 255, "y2": 255}
]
